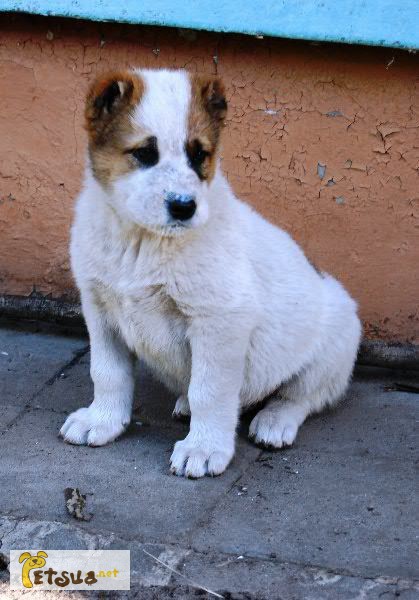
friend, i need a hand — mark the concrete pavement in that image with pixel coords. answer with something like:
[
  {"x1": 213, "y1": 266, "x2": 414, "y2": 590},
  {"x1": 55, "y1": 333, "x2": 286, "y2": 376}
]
[{"x1": 0, "y1": 321, "x2": 418, "y2": 599}]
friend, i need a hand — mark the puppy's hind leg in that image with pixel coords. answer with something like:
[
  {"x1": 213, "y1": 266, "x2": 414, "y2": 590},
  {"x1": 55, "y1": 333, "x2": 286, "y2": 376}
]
[
  {"x1": 249, "y1": 364, "x2": 346, "y2": 449},
  {"x1": 250, "y1": 280, "x2": 361, "y2": 448}
]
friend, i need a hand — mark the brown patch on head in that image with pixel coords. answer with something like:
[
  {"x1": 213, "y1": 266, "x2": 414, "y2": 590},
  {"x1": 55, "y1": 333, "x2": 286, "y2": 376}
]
[
  {"x1": 85, "y1": 70, "x2": 145, "y2": 185},
  {"x1": 187, "y1": 75, "x2": 227, "y2": 181}
]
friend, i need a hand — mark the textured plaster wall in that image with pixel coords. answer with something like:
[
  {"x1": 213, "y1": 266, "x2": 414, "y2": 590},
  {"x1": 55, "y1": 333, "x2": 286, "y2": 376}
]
[{"x1": 0, "y1": 15, "x2": 418, "y2": 343}]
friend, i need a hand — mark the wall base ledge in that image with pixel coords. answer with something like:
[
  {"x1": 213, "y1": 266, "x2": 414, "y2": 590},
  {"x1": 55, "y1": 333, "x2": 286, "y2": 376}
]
[{"x1": 1, "y1": 294, "x2": 418, "y2": 372}]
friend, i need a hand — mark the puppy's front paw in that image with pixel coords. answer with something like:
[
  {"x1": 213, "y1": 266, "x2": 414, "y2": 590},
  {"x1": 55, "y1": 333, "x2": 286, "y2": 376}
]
[
  {"x1": 249, "y1": 405, "x2": 299, "y2": 449},
  {"x1": 170, "y1": 434, "x2": 234, "y2": 478},
  {"x1": 60, "y1": 406, "x2": 130, "y2": 446},
  {"x1": 172, "y1": 395, "x2": 191, "y2": 421}
]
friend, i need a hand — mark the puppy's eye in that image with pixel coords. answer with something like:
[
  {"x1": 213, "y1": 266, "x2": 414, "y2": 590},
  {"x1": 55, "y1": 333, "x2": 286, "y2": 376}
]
[
  {"x1": 186, "y1": 140, "x2": 210, "y2": 179},
  {"x1": 193, "y1": 147, "x2": 208, "y2": 165},
  {"x1": 131, "y1": 136, "x2": 159, "y2": 167},
  {"x1": 187, "y1": 141, "x2": 209, "y2": 166}
]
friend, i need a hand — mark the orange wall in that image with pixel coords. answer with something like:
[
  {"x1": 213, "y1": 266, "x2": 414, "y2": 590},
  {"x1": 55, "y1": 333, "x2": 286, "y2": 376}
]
[{"x1": 0, "y1": 15, "x2": 418, "y2": 343}]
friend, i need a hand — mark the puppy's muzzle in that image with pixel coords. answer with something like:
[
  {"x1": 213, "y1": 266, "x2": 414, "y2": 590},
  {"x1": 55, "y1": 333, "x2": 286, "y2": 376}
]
[{"x1": 165, "y1": 192, "x2": 196, "y2": 221}]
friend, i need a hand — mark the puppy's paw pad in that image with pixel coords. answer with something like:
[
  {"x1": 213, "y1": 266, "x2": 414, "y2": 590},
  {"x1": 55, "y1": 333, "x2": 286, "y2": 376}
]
[
  {"x1": 60, "y1": 407, "x2": 129, "y2": 446},
  {"x1": 170, "y1": 437, "x2": 232, "y2": 478},
  {"x1": 172, "y1": 395, "x2": 191, "y2": 421},
  {"x1": 249, "y1": 407, "x2": 299, "y2": 449}
]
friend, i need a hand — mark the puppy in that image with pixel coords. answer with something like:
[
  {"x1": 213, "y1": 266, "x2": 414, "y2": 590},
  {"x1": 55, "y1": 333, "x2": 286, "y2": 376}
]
[{"x1": 60, "y1": 68, "x2": 361, "y2": 478}]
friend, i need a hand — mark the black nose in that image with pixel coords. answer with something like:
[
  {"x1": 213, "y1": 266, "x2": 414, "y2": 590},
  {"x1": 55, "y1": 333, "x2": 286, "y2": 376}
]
[{"x1": 165, "y1": 192, "x2": 196, "y2": 221}]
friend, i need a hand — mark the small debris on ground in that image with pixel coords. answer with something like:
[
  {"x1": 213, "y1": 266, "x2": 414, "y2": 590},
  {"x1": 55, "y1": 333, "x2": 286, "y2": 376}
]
[
  {"x1": 284, "y1": 465, "x2": 299, "y2": 475},
  {"x1": 64, "y1": 487, "x2": 93, "y2": 521},
  {"x1": 384, "y1": 383, "x2": 419, "y2": 394},
  {"x1": 255, "y1": 454, "x2": 272, "y2": 463}
]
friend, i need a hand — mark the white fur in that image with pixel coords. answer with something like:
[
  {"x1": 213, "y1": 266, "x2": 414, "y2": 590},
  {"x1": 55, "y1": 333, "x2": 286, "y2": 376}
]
[{"x1": 60, "y1": 69, "x2": 361, "y2": 478}]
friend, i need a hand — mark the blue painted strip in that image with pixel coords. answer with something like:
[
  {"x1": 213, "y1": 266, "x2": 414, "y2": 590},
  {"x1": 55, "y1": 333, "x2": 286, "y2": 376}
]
[{"x1": 1, "y1": 0, "x2": 418, "y2": 50}]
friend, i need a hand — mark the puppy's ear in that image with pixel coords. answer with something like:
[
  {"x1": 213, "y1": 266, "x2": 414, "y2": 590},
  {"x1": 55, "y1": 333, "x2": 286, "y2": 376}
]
[
  {"x1": 85, "y1": 71, "x2": 143, "y2": 144},
  {"x1": 37, "y1": 551, "x2": 48, "y2": 559},
  {"x1": 19, "y1": 552, "x2": 31, "y2": 563},
  {"x1": 199, "y1": 77, "x2": 227, "y2": 124}
]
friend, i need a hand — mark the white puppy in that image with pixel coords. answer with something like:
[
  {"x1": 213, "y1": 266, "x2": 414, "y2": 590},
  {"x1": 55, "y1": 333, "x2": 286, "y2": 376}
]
[{"x1": 60, "y1": 68, "x2": 361, "y2": 478}]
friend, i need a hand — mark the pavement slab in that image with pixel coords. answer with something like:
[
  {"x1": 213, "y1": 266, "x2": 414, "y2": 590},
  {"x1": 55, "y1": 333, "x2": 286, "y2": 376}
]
[
  {"x1": 0, "y1": 324, "x2": 418, "y2": 599},
  {"x1": 0, "y1": 321, "x2": 88, "y2": 429}
]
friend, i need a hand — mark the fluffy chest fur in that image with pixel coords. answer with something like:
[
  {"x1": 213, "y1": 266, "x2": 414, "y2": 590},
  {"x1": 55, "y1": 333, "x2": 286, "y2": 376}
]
[
  {"x1": 104, "y1": 284, "x2": 191, "y2": 394},
  {"x1": 73, "y1": 208, "x2": 193, "y2": 391}
]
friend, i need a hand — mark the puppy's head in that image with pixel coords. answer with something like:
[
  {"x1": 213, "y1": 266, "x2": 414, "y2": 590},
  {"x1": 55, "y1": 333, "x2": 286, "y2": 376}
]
[{"x1": 85, "y1": 69, "x2": 227, "y2": 235}]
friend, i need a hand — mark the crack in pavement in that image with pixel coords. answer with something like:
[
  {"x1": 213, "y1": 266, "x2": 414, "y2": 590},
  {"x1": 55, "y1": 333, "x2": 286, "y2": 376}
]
[{"x1": 0, "y1": 344, "x2": 89, "y2": 436}]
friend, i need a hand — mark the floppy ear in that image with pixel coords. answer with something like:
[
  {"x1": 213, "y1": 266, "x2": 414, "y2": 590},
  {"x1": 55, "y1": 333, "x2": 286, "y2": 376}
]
[
  {"x1": 19, "y1": 552, "x2": 31, "y2": 563},
  {"x1": 199, "y1": 77, "x2": 227, "y2": 124},
  {"x1": 37, "y1": 551, "x2": 48, "y2": 559},
  {"x1": 85, "y1": 71, "x2": 143, "y2": 144}
]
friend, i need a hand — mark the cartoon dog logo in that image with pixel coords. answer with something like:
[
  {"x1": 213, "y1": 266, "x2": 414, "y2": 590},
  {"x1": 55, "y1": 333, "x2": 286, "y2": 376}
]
[{"x1": 19, "y1": 551, "x2": 48, "y2": 588}]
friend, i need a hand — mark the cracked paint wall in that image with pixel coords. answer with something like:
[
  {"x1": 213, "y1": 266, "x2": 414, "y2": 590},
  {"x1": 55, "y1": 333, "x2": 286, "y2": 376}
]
[{"x1": 0, "y1": 14, "x2": 418, "y2": 343}]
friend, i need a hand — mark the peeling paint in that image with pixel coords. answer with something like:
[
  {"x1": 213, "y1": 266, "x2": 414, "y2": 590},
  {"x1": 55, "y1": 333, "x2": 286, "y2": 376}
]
[{"x1": 317, "y1": 163, "x2": 326, "y2": 180}]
